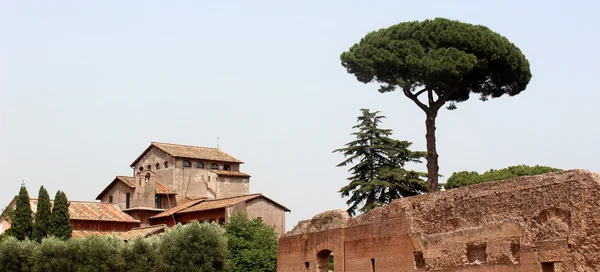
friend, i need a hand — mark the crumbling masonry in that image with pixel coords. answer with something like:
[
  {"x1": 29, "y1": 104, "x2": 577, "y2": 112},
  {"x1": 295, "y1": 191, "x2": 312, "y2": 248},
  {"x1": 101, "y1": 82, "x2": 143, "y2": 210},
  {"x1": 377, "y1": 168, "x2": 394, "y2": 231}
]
[{"x1": 277, "y1": 170, "x2": 600, "y2": 271}]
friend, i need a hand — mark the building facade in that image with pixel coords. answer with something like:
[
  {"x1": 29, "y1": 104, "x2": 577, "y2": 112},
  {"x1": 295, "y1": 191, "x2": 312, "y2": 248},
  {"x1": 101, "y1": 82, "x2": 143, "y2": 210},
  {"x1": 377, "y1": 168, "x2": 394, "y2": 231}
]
[{"x1": 1, "y1": 142, "x2": 289, "y2": 239}]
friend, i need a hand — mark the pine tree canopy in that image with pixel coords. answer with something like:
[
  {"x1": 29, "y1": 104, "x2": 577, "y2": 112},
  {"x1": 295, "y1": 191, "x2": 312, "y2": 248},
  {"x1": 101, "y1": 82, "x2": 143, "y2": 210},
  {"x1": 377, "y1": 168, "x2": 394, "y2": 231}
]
[
  {"x1": 333, "y1": 109, "x2": 427, "y2": 216},
  {"x1": 340, "y1": 18, "x2": 532, "y2": 192},
  {"x1": 12, "y1": 186, "x2": 33, "y2": 241},
  {"x1": 32, "y1": 186, "x2": 52, "y2": 242}
]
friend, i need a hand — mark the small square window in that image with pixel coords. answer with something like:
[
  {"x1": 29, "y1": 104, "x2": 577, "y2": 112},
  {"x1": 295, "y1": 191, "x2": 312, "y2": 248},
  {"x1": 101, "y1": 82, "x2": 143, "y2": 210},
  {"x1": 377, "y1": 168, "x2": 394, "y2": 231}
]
[{"x1": 108, "y1": 196, "x2": 113, "y2": 203}]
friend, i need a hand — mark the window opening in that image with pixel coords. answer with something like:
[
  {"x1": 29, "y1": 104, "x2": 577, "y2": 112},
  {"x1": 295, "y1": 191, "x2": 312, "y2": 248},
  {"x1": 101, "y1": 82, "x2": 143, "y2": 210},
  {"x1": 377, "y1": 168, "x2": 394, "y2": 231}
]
[
  {"x1": 183, "y1": 160, "x2": 191, "y2": 167},
  {"x1": 125, "y1": 193, "x2": 130, "y2": 209},
  {"x1": 108, "y1": 196, "x2": 113, "y2": 203},
  {"x1": 223, "y1": 164, "x2": 231, "y2": 171},
  {"x1": 138, "y1": 166, "x2": 143, "y2": 172},
  {"x1": 155, "y1": 163, "x2": 160, "y2": 170},
  {"x1": 196, "y1": 162, "x2": 204, "y2": 168},
  {"x1": 164, "y1": 161, "x2": 169, "y2": 168},
  {"x1": 155, "y1": 195, "x2": 163, "y2": 209},
  {"x1": 371, "y1": 258, "x2": 375, "y2": 272},
  {"x1": 211, "y1": 163, "x2": 218, "y2": 170},
  {"x1": 145, "y1": 173, "x2": 150, "y2": 184}
]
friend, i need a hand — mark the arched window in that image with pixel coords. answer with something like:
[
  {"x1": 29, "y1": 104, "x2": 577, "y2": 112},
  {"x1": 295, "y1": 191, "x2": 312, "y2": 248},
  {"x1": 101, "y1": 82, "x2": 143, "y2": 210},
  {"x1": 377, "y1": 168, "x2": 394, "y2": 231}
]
[
  {"x1": 183, "y1": 160, "x2": 191, "y2": 168},
  {"x1": 155, "y1": 163, "x2": 160, "y2": 170},
  {"x1": 210, "y1": 163, "x2": 218, "y2": 170},
  {"x1": 145, "y1": 173, "x2": 150, "y2": 184},
  {"x1": 164, "y1": 161, "x2": 169, "y2": 168},
  {"x1": 223, "y1": 164, "x2": 231, "y2": 171},
  {"x1": 196, "y1": 162, "x2": 204, "y2": 169},
  {"x1": 146, "y1": 165, "x2": 151, "y2": 170},
  {"x1": 138, "y1": 166, "x2": 143, "y2": 172}
]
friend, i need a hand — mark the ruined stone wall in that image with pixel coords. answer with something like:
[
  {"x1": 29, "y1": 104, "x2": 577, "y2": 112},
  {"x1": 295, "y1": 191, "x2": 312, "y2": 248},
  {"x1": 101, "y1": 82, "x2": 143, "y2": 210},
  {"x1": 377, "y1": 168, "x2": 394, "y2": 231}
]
[{"x1": 278, "y1": 170, "x2": 600, "y2": 272}]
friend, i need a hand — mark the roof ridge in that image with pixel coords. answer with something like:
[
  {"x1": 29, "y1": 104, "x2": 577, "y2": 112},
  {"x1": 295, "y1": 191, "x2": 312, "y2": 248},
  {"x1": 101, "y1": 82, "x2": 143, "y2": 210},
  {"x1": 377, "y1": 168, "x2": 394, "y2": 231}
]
[
  {"x1": 152, "y1": 142, "x2": 218, "y2": 150},
  {"x1": 206, "y1": 193, "x2": 262, "y2": 202}
]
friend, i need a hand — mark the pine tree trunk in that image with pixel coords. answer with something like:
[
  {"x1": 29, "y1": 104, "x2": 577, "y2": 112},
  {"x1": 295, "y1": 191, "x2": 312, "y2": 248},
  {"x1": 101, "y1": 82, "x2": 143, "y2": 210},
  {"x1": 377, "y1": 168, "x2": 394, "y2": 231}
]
[{"x1": 425, "y1": 113, "x2": 439, "y2": 192}]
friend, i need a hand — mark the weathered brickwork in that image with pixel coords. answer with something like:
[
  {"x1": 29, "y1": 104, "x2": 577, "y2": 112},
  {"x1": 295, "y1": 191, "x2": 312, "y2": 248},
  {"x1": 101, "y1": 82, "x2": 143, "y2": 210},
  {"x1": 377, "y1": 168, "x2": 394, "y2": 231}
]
[{"x1": 278, "y1": 170, "x2": 600, "y2": 271}]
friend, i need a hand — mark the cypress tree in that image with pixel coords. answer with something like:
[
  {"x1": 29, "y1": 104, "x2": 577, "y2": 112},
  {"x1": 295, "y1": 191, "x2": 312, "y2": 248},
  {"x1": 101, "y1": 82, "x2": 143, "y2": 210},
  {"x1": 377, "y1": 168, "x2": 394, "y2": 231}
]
[
  {"x1": 12, "y1": 186, "x2": 33, "y2": 241},
  {"x1": 50, "y1": 190, "x2": 72, "y2": 240},
  {"x1": 32, "y1": 186, "x2": 52, "y2": 242}
]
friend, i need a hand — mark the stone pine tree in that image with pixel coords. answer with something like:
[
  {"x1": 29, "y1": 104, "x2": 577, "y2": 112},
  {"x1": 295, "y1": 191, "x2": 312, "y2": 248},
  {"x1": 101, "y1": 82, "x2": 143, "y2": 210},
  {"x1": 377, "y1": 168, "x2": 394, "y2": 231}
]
[
  {"x1": 50, "y1": 190, "x2": 72, "y2": 240},
  {"x1": 340, "y1": 18, "x2": 532, "y2": 192},
  {"x1": 12, "y1": 186, "x2": 33, "y2": 240},
  {"x1": 32, "y1": 186, "x2": 52, "y2": 242},
  {"x1": 333, "y1": 109, "x2": 427, "y2": 216}
]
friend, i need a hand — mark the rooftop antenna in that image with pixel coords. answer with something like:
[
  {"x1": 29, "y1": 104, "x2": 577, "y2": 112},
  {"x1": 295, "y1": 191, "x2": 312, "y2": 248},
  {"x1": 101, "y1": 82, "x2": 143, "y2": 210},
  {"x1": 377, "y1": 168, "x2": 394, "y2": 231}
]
[
  {"x1": 217, "y1": 136, "x2": 220, "y2": 149},
  {"x1": 21, "y1": 180, "x2": 25, "y2": 186}
]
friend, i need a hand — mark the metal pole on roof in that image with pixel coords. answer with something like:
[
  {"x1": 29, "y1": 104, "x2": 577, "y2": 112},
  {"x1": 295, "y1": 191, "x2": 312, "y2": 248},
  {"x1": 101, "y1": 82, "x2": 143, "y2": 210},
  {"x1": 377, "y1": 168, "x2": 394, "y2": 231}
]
[
  {"x1": 217, "y1": 136, "x2": 220, "y2": 149},
  {"x1": 21, "y1": 180, "x2": 25, "y2": 186}
]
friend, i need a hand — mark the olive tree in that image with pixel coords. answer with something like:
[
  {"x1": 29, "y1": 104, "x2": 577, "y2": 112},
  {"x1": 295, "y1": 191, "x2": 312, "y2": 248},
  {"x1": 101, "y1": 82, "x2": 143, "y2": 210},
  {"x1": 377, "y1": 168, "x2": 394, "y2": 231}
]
[{"x1": 341, "y1": 18, "x2": 531, "y2": 192}]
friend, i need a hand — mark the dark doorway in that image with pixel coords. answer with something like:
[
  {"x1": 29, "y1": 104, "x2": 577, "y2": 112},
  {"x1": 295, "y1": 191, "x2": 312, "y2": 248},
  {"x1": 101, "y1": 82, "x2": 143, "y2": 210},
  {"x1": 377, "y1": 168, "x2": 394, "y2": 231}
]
[
  {"x1": 317, "y1": 250, "x2": 333, "y2": 272},
  {"x1": 542, "y1": 262, "x2": 558, "y2": 272},
  {"x1": 125, "y1": 192, "x2": 130, "y2": 209}
]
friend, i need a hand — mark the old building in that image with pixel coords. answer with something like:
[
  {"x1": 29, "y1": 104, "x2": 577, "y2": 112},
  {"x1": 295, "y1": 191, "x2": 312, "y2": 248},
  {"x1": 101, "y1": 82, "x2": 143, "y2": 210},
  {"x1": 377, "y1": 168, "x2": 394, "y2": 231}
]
[
  {"x1": 277, "y1": 170, "x2": 600, "y2": 272},
  {"x1": 1, "y1": 141, "x2": 289, "y2": 239},
  {"x1": 1, "y1": 197, "x2": 142, "y2": 237}
]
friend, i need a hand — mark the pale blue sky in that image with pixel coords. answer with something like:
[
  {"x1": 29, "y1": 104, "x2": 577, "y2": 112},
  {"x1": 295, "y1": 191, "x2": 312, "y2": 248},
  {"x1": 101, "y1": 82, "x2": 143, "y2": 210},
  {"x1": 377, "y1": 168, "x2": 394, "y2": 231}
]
[{"x1": 1, "y1": 1, "x2": 598, "y2": 230}]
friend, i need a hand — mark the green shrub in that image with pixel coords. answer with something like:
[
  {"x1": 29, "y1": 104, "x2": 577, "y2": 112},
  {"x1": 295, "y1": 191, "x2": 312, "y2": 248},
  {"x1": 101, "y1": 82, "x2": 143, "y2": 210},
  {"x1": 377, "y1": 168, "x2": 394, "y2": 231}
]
[
  {"x1": 0, "y1": 236, "x2": 36, "y2": 272},
  {"x1": 445, "y1": 165, "x2": 563, "y2": 189},
  {"x1": 157, "y1": 221, "x2": 228, "y2": 272},
  {"x1": 121, "y1": 236, "x2": 159, "y2": 272},
  {"x1": 225, "y1": 213, "x2": 278, "y2": 272}
]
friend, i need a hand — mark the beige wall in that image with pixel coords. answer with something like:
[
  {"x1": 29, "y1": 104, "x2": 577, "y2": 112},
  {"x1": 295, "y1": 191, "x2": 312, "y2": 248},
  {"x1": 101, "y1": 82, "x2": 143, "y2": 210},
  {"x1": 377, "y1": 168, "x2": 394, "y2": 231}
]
[
  {"x1": 100, "y1": 181, "x2": 134, "y2": 210},
  {"x1": 0, "y1": 218, "x2": 10, "y2": 234},
  {"x1": 134, "y1": 147, "x2": 176, "y2": 202},
  {"x1": 131, "y1": 170, "x2": 157, "y2": 208},
  {"x1": 245, "y1": 198, "x2": 286, "y2": 237},
  {"x1": 216, "y1": 176, "x2": 250, "y2": 198}
]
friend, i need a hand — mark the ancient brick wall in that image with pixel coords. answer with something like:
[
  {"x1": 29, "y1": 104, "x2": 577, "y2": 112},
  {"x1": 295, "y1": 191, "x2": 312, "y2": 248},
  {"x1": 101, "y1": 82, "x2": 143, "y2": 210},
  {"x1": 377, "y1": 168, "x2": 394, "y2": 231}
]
[{"x1": 278, "y1": 170, "x2": 600, "y2": 272}]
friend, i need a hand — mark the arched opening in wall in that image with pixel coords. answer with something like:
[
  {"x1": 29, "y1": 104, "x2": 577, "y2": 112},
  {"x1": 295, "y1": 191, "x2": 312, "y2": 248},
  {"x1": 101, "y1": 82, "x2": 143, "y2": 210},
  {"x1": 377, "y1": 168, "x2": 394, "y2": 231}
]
[
  {"x1": 155, "y1": 163, "x2": 160, "y2": 170},
  {"x1": 316, "y1": 250, "x2": 333, "y2": 272},
  {"x1": 196, "y1": 162, "x2": 204, "y2": 168},
  {"x1": 183, "y1": 160, "x2": 191, "y2": 167},
  {"x1": 223, "y1": 164, "x2": 231, "y2": 171},
  {"x1": 211, "y1": 163, "x2": 218, "y2": 170}
]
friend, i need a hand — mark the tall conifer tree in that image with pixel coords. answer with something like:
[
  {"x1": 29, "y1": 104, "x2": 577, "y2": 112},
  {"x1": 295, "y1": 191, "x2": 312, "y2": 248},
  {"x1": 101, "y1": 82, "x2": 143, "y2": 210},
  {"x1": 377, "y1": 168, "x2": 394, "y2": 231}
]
[
  {"x1": 333, "y1": 109, "x2": 427, "y2": 216},
  {"x1": 32, "y1": 186, "x2": 51, "y2": 242},
  {"x1": 50, "y1": 190, "x2": 72, "y2": 239},
  {"x1": 12, "y1": 186, "x2": 33, "y2": 240}
]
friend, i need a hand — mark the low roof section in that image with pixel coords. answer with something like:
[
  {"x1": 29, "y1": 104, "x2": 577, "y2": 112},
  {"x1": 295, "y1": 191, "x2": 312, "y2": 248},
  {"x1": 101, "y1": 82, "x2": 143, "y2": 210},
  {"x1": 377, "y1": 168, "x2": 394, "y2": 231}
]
[
  {"x1": 29, "y1": 199, "x2": 140, "y2": 223},
  {"x1": 96, "y1": 176, "x2": 176, "y2": 200},
  {"x1": 151, "y1": 193, "x2": 290, "y2": 220},
  {"x1": 130, "y1": 142, "x2": 244, "y2": 167},
  {"x1": 72, "y1": 224, "x2": 167, "y2": 240}
]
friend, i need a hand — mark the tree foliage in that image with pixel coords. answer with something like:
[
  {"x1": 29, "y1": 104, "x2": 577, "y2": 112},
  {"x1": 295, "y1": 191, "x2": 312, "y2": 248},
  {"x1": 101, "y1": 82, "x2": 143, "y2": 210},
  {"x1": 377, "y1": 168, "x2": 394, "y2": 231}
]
[
  {"x1": 32, "y1": 186, "x2": 52, "y2": 242},
  {"x1": 444, "y1": 165, "x2": 563, "y2": 189},
  {"x1": 334, "y1": 109, "x2": 427, "y2": 216},
  {"x1": 157, "y1": 221, "x2": 228, "y2": 272},
  {"x1": 49, "y1": 191, "x2": 72, "y2": 240},
  {"x1": 0, "y1": 236, "x2": 36, "y2": 272},
  {"x1": 120, "y1": 237, "x2": 159, "y2": 272},
  {"x1": 340, "y1": 18, "x2": 532, "y2": 192},
  {"x1": 12, "y1": 186, "x2": 33, "y2": 241},
  {"x1": 224, "y1": 213, "x2": 278, "y2": 272}
]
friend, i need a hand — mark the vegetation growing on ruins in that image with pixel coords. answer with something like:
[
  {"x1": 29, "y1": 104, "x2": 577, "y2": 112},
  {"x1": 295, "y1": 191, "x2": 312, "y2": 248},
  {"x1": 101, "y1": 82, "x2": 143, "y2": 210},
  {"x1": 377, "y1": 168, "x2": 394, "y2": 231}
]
[
  {"x1": 444, "y1": 165, "x2": 563, "y2": 189},
  {"x1": 340, "y1": 18, "x2": 532, "y2": 192},
  {"x1": 334, "y1": 109, "x2": 427, "y2": 216}
]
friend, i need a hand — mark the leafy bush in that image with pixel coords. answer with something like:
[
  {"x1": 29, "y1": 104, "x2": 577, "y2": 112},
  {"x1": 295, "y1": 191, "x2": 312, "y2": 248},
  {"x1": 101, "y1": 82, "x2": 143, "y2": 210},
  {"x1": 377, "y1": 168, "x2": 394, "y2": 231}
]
[
  {"x1": 121, "y1": 237, "x2": 159, "y2": 272},
  {"x1": 225, "y1": 213, "x2": 278, "y2": 272},
  {"x1": 0, "y1": 236, "x2": 36, "y2": 272},
  {"x1": 445, "y1": 165, "x2": 563, "y2": 189},
  {"x1": 157, "y1": 221, "x2": 228, "y2": 272}
]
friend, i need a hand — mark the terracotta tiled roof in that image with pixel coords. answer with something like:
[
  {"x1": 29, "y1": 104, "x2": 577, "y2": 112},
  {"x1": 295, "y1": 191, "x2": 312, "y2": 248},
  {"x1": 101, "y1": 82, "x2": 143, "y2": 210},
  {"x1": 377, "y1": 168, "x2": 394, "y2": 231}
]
[
  {"x1": 71, "y1": 230, "x2": 115, "y2": 239},
  {"x1": 150, "y1": 198, "x2": 206, "y2": 219},
  {"x1": 155, "y1": 182, "x2": 176, "y2": 195},
  {"x1": 30, "y1": 199, "x2": 140, "y2": 223},
  {"x1": 71, "y1": 224, "x2": 167, "y2": 240},
  {"x1": 130, "y1": 142, "x2": 243, "y2": 167},
  {"x1": 96, "y1": 176, "x2": 135, "y2": 200},
  {"x1": 178, "y1": 193, "x2": 291, "y2": 213},
  {"x1": 213, "y1": 170, "x2": 251, "y2": 178},
  {"x1": 118, "y1": 224, "x2": 167, "y2": 240}
]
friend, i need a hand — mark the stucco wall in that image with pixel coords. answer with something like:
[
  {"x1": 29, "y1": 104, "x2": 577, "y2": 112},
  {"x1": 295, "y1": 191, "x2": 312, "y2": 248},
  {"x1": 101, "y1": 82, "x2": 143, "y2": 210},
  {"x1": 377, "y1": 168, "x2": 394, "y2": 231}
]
[
  {"x1": 216, "y1": 176, "x2": 250, "y2": 198},
  {"x1": 100, "y1": 181, "x2": 134, "y2": 210},
  {"x1": 133, "y1": 146, "x2": 176, "y2": 202},
  {"x1": 278, "y1": 170, "x2": 600, "y2": 272},
  {"x1": 245, "y1": 198, "x2": 286, "y2": 237}
]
